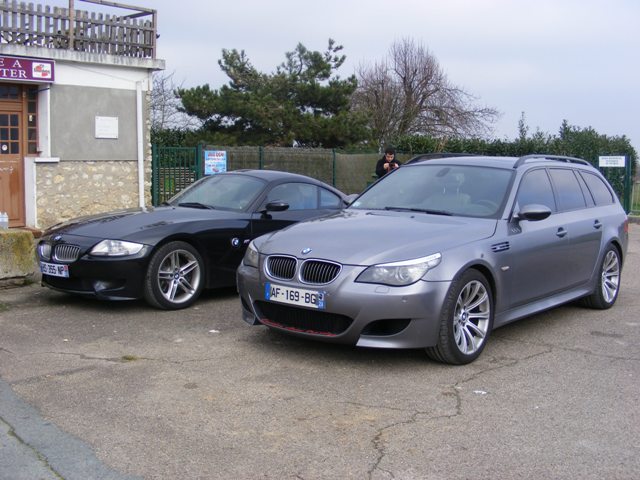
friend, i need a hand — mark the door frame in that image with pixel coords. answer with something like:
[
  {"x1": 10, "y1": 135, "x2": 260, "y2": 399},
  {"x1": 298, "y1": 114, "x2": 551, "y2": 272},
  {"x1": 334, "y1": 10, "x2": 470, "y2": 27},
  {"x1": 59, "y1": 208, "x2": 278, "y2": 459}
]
[{"x1": 0, "y1": 83, "x2": 35, "y2": 227}]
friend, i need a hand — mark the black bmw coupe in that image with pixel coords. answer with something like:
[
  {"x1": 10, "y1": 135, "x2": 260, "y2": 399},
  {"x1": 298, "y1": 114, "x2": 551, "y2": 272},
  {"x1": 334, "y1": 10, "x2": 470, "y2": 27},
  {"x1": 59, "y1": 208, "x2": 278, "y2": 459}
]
[{"x1": 37, "y1": 170, "x2": 350, "y2": 309}]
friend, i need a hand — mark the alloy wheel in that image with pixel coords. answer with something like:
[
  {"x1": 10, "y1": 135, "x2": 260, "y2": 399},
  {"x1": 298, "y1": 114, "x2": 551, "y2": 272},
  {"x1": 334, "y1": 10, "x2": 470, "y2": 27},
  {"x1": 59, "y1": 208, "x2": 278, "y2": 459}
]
[
  {"x1": 453, "y1": 280, "x2": 491, "y2": 355},
  {"x1": 156, "y1": 248, "x2": 202, "y2": 304},
  {"x1": 601, "y1": 250, "x2": 620, "y2": 304}
]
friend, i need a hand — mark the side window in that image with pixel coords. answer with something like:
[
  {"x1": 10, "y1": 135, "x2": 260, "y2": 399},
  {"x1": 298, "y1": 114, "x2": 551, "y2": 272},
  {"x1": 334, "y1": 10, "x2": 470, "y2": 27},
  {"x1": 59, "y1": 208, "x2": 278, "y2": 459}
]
[
  {"x1": 516, "y1": 169, "x2": 556, "y2": 212},
  {"x1": 297, "y1": 184, "x2": 318, "y2": 209},
  {"x1": 549, "y1": 168, "x2": 586, "y2": 211},
  {"x1": 580, "y1": 171, "x2": 615, "y2": 206},
  {"x1": 575, "y1": 172, "x2": 595, "y2": 207},
  {"x1": 319, "y1": 187, "x2": 343, "y2": 209},
  {"x1": 266, "y1": 183, "x2": 317, "y2": 210}
]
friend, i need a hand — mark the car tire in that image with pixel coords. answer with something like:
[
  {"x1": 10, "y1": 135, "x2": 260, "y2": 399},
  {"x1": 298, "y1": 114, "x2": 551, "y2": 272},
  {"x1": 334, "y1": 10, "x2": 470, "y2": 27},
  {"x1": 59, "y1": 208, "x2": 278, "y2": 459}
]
[
  {"x1": 143, "y1": 241, "x2": 204, "y2": 310},
  {"x1": 426, "y1": 269, "x2": 494, "y2": 365},
  {"x1": 580, "y1": 245, "x2": 621, "y2": 310}
]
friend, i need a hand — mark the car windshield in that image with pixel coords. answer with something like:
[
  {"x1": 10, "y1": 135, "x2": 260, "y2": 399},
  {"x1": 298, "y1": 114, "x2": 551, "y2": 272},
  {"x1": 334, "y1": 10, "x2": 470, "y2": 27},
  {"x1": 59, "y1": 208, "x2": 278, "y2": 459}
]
[
  {"x1": 167, "y1": 174, "x2": 265, "y2": 211},
  {"x1": 349, "y1": 164, "x2": 514, "y2": 218}
]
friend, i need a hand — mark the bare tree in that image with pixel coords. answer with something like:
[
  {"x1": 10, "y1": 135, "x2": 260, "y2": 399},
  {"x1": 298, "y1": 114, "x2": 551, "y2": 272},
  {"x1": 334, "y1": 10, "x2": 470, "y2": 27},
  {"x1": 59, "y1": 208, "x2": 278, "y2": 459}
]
[
  {"x1": 352, "y1": 38, "x2": 499, "y2": 149},
  {"x1": 150, "y1": 71, "x2": 201, "y2": 131}
]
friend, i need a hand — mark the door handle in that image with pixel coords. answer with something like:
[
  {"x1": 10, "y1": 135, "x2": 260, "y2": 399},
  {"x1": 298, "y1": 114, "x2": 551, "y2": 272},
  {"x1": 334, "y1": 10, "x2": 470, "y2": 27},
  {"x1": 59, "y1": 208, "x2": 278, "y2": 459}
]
[
  {"x1": 593, "y1": 220, "x2": 602, "y2": 229},
  {"x1": 556, "y1": 227, "x2": 567, "y2": 238}
]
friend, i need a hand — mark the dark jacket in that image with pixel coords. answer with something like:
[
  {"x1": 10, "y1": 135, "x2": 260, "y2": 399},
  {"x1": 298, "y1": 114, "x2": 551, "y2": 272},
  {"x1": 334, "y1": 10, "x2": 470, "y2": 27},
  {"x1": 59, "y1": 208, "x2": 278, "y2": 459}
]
[{"x1": 375, "y1": 156, "x2": 402, "y2": 178}]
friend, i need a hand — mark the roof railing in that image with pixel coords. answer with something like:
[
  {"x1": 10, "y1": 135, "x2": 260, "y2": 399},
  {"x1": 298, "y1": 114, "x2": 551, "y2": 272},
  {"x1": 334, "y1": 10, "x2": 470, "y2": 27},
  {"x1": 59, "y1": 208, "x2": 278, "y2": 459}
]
[
  {"x1": 403, "y1": 153, "x2": 592, "y2": 168},
  {"x1": 514, "y1": 154, "x2": 590, "y2": 168}
]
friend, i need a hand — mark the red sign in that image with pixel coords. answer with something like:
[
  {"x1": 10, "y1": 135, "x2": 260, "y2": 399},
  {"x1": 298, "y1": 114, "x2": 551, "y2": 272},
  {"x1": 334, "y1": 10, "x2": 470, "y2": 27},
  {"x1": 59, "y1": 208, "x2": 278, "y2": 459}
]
[{"x1": 0, "y1": 55, "x2": 55, "y2": 83}]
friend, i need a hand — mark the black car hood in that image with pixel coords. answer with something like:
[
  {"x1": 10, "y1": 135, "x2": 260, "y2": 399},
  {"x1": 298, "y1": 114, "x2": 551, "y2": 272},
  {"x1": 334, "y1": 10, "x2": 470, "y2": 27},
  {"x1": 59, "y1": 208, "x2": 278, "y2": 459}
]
[{"x1": 44, "y1": 206, "x2": 249, "y2": 243}]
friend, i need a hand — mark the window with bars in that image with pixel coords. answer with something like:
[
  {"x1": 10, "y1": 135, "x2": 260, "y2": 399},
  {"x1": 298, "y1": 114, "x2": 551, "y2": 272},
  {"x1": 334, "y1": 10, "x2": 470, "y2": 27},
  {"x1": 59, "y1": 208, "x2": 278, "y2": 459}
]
[{"x1": 0, "y1": 113, "x2": 20, "y2": 155}]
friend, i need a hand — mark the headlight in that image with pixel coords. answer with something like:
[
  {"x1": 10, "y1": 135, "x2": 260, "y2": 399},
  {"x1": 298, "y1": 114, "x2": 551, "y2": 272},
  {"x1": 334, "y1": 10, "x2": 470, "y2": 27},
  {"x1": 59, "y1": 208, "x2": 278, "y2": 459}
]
[
  {"x1": 90, "y1": 239, "x2": 145, "y2": 257},
  {"x1": 38, "y1": 242, "x2": 52, "y2": 261},
  {"x1": 243, "y1": 241, "x2": 260, "y2": 268},
  {"x1": 356, "y1": 253, "x2": 442, "y2": 286}
]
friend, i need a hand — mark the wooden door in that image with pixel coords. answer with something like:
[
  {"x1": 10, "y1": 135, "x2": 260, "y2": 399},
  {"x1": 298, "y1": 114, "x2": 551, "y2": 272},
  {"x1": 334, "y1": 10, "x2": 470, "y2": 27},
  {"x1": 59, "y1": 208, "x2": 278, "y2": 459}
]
[{"x1": 0, "y1": 110, "x2": 24, "y2": 227}]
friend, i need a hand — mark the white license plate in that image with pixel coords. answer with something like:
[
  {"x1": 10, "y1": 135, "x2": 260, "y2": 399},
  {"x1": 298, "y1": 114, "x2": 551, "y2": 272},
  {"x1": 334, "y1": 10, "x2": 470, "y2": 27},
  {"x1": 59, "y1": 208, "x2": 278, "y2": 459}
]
[
  {"x1": 40, "y1": 262, "x2": 69, "y2": 278},
  {"x1": 265, "y1": 282, "x2": 325, "y2": 309}
]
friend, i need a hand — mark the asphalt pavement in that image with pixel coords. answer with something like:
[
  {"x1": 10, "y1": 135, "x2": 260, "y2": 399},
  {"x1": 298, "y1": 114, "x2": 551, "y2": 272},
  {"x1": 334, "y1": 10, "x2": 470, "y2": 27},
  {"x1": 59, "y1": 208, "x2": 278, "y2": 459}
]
[{"x1": 1, "y1": 225, "x2": 639, "y2": 480}]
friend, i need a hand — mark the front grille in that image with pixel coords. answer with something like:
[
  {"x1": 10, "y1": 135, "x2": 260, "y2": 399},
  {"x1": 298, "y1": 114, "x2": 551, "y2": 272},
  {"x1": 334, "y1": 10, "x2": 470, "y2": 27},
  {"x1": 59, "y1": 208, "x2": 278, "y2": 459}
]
[
  {"x1": 52, "y1": 244, "x2": 82, "y2": 263},
  {"x1": 266, "y1": 255, "x2": 297, "y2": 280},
  {"x1": 255, "y1": 301, "x2": 353, "y2": 336},
  {"x1": 300, "y1": 260, "x2": 341, "y2": 284}
]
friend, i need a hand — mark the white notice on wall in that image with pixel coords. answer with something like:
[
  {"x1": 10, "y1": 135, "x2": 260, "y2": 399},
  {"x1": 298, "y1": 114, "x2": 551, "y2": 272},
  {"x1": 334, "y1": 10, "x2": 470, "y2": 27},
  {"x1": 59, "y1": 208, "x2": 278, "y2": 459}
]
[{"x1": 95, "y1": 116, "x2": 119, "y2": 139}]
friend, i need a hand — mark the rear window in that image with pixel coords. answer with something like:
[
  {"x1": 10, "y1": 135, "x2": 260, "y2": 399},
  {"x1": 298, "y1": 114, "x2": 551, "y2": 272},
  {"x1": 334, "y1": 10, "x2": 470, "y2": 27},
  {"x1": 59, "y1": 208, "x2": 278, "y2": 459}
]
[
  {"x1": 580, "y1": 171, "x2": 615, "y2": 206},
  {"x1": 549, "y1": 168, "x2": 587, "y2": 211}
]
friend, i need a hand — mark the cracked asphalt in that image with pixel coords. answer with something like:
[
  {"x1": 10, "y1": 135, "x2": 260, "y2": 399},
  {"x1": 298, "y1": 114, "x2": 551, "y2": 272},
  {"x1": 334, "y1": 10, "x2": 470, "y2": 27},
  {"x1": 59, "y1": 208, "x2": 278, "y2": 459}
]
[{"x1": 1, "y1": 225, "x2": 639, "y2": 480}]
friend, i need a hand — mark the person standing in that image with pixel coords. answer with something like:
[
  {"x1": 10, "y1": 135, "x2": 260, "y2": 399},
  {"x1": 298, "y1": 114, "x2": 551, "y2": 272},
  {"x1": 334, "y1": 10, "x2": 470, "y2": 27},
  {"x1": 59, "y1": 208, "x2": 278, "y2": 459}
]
[{"x1": 375, "y1": 147, "x2": 401, "y2": 178}]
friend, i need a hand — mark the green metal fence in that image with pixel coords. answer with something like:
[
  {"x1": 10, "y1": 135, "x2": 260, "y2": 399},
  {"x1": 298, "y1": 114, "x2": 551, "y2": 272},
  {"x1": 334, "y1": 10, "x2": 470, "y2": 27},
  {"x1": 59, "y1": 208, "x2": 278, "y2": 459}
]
[
  {"x1": 151, "y1": 145, "x2": 398, "y2": 205},
  {"x1": 631, "y1": 182, "x2": 640, "y2": 215},
  {"x1": 152, "y1": 145, "x2": 637, "y2": 213},
  {"x1": 151, "y1": 145, "x2": 202, "y2": 205}
]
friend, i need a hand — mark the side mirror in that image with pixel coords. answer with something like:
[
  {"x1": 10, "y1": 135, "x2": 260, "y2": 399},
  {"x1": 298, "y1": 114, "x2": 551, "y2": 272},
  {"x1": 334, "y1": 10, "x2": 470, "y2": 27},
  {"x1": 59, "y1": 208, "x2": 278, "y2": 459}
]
[
  {"x1": 265, "y1": 201, "x2": 289, "y2": 212},
  {"x1": 514, "y1": 204, "x2": 552, "y2": 222},
  {"x1": 260, "y1": 201, "x2": 289, "y2": 219}
]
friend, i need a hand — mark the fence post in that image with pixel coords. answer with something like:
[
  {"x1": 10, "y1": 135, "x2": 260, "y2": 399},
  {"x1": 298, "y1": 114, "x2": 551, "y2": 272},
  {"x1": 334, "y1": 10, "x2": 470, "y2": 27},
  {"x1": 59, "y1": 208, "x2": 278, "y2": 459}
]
[
  {"x1": 332, "y1": 149, "x2": 336, "y2": 186},
  {"x1": 196, "y1": 143, "x2": 204, "y2": 179},
  {"x1": 151, "y1": 143, "x2": 158, "y2": 206},
  {"x1": 624, "y1": 155, "x2": 631, "y2": 213},
  {"x1": 259, "y1": 146, "x2": 264, "y2": 169}
]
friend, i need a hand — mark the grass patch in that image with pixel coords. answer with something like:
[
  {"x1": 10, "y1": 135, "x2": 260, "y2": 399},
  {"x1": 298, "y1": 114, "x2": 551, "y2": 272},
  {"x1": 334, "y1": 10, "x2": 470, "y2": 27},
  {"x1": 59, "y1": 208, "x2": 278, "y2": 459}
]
[{"x1": 121, "y1": 354, "x2": 140, "y2": 362}]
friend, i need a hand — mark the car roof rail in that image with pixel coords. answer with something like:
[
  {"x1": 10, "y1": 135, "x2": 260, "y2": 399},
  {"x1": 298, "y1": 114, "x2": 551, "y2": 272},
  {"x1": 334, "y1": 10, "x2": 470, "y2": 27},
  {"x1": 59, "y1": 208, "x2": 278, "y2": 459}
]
[
  {"x1": 514, "y1": 154, "x2": 591, "y2": 168},
  {"x1": 405, "y1": 153, "x2": 477, "y2": 165}
]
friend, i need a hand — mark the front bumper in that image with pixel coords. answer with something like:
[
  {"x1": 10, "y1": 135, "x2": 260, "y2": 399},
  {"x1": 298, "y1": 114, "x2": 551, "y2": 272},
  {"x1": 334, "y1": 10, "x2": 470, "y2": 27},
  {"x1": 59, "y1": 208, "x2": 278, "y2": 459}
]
[
  {"x1": 237, "y1": 262, "x2": 451, "y2": 349},
  {"x1": 40, "y1": 253, "x2": 151, "y2": 301}
]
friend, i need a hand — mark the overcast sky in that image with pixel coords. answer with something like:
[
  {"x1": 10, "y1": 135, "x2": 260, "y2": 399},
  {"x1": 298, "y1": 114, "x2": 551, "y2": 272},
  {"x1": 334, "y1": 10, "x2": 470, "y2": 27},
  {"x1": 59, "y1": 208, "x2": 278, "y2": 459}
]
[{"x1": 59, "y1": 0, "x2": 639, "y2": 153}]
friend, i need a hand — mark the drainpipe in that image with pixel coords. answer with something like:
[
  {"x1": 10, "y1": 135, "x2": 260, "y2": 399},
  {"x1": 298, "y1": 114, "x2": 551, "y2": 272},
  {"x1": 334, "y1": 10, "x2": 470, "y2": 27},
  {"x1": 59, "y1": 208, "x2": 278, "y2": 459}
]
[
  {"x1": 136, "y1": 81, "x2": 145, "y2": 207},
  {"x1": 68, "y1": 0, "x2": 75, "y2": 50}
]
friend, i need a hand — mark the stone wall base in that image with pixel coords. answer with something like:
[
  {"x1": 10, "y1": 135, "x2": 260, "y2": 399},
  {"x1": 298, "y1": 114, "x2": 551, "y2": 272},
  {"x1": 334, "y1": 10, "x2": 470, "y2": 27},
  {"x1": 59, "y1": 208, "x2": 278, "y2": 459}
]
[{"x1": 0, "y1": 230, "x2": 38, "y2": 285}]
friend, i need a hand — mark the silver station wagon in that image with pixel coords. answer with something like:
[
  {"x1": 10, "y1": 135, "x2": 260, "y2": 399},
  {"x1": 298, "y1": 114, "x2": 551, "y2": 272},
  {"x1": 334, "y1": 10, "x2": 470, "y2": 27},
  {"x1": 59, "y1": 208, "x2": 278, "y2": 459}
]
[{"x1": 237, "y1": 154, "x2": 629, "y2": 364}]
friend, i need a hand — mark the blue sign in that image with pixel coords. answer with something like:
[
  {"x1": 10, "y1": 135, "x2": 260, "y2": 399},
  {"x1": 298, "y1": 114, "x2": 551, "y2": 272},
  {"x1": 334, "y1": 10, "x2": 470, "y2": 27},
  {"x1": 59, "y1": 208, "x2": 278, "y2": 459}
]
[{"x1": 204, "y1": 150, "x2": 227, "y2": 175}]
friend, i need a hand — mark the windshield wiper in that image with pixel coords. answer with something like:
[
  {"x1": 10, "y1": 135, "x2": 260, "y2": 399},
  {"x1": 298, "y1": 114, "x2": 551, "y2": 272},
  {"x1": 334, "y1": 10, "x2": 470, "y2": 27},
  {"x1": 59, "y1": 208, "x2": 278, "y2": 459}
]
[
  {"x1": 384, "y1": 206, "x2": 453, "y2": 216},
  {"x1": 177, "y1": 202, "x2": 216, "y2": 210}
]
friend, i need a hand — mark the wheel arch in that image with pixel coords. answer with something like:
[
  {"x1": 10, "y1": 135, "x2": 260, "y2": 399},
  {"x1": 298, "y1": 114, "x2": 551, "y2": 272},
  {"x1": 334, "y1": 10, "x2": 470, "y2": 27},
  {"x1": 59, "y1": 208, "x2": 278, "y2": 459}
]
[
  {"x1": 609, "y1": 239, "x2": 624, "y2": 267},
  {"x1": 454, "y1": 262, "x2": 497, "y2": 307}
]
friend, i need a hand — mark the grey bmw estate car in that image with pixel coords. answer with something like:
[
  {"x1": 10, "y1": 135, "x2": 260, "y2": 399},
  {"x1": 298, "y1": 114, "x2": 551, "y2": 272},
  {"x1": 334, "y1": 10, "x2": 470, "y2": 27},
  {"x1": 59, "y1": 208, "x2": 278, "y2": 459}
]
[{"x1": 237, "y1": 154, "x2": 628, "y2": 364}]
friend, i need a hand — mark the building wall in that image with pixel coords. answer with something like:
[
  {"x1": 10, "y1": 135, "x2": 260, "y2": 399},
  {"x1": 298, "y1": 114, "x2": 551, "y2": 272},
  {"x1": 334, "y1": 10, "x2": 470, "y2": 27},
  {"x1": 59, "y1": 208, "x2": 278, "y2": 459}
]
[
  {"x1": 35, "y1": 157, "x2": 150, "y2": 228},
  {"x1": 50, "y1": 85, "x2": 139, "y2": 161},
  {"x1": 33, "y1": 84, "x2": 152, "y2": 228}
]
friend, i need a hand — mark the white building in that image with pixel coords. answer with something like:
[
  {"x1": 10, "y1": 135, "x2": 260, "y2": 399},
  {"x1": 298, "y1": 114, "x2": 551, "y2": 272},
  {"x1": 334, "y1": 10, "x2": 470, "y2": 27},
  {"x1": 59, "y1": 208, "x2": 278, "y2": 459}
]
[{"x1": 0, "y1": 0, "x2": 164, "y2": 229}]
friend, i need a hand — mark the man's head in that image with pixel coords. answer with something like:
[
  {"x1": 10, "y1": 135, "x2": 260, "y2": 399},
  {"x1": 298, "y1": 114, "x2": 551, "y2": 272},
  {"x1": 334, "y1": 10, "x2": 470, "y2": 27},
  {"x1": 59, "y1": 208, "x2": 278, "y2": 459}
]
[{"x1": 384, "y1": 147, "x2": 395, "y2": 159}]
